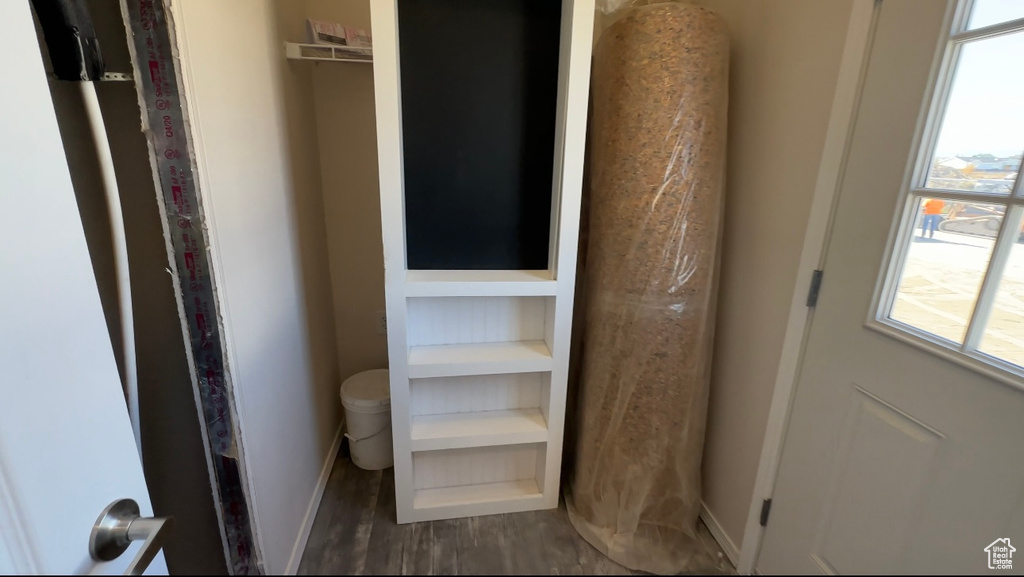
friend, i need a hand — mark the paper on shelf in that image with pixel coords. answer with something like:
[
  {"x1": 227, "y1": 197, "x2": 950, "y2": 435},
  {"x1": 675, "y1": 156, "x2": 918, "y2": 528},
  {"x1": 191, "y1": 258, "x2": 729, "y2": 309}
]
[{"x1": 307, "y1": 18, "x2": 372, "y2": 48}]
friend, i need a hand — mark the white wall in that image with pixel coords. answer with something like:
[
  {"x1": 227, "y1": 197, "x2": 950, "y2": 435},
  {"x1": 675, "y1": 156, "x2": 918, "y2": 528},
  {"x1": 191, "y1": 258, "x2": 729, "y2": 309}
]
[
  {"x1": 691, "y1": 0, "x2": 855, "y2": 549},
  {"x1": 172, "y1": 1, "x2": 340, "y2": 573},
  {"x1": 304, "y1": 0, "x2": 390, "y2": 384},
  {"x1": 275, "y1": 0, "x2": 388, "y2": 404}
]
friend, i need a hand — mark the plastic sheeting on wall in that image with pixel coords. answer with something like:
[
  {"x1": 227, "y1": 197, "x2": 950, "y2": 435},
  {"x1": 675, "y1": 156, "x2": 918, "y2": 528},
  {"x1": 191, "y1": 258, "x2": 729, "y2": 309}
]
[{"x1": 567, "y1": 2, "x2": 729, "y2": 574}]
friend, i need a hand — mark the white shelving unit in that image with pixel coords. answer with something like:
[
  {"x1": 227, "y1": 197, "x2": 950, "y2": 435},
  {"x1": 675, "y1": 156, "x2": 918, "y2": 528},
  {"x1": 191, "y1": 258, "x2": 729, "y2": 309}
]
[
  {"x1": 371, "y1": 0, "x2": 595, "y2": 524},
  {"x1": 408, "y1": 341, "x2": 554, "y2": 379},
  {"x1": 405, "y1": 270, "x2": 557, "y2": 297},
  {"x1": 284, "y1": 42, "x2": 372, "y2": 63},
  {"x1": 410, "y1": 408, "x2": 549, "y2": 451}
]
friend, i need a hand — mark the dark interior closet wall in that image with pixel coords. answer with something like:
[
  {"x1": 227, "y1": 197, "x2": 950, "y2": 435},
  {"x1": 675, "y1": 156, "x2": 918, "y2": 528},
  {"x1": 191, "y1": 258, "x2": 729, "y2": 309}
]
[
  {"x1": 32, "y1": 1, "x2": 226, "y2": 573},
  {"x1": 398, "y1": 0, "x2": 562, "y2": 270}
]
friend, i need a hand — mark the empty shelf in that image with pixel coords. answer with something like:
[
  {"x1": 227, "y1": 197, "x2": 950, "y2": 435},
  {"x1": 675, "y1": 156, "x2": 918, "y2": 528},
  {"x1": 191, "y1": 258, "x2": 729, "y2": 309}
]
[
  {"x1": 414, "y1": 479, "x2": 543, "y2": 510},
  {"x1": 284, "y1": 42, "x2": 372, "y2": 63},
  {"x1": 405, "y1": 270, "x2": 557, "y2": 297},
  {"x1": 411, "y1": 408, "x2": 548, "y2": 451},
  {"x1": 407, "y1": 341, "x2": 553, "y2": 378}
]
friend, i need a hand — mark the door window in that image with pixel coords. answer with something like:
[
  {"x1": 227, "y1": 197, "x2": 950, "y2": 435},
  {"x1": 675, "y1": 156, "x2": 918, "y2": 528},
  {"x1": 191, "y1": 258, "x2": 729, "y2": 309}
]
[{"x1": 877, "y1": 0, "x2": 1024, "y2": 378}]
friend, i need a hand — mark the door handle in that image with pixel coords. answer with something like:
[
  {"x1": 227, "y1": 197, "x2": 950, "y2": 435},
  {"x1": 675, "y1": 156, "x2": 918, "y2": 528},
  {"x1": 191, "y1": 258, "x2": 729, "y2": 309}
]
[{"x1": 89, "y1": 498, "x2": 174, "y2": 575}]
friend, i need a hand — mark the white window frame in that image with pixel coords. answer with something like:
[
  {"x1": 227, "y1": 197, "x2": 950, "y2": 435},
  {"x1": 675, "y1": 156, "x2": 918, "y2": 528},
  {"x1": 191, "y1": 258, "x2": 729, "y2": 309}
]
[{"x1": 869, "y1": 0, "x2": 1024, "y2": 390}]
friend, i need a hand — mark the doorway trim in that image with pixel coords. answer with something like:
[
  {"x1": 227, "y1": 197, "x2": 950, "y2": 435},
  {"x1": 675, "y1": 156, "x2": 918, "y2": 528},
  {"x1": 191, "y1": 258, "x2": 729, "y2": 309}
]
[
  {"x1": 118, "y1": 1, "x2": 262, "y2": 572},
  {"x1": 736, "y1": 1, "x2": 879, "y2": 572}
]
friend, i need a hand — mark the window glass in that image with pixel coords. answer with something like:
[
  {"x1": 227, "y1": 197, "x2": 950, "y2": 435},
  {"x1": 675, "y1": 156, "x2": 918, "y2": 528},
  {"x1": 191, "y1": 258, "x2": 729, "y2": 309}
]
[
  {"x1": 881, "y1": 0, "x2": 1024, "y2": 379},
  {"x1": 924, "y1": 31, "x2": 1024, "y2": 193},
  {"x1": 977, "y1": 223, "x2": 1024, "y2": 366},
  {"x1": 966, "y1": 0, "x2": 1024, "y2": 30},
  {"x1": 889, "y1": 197, "x2": 1002, "y2": 343}
]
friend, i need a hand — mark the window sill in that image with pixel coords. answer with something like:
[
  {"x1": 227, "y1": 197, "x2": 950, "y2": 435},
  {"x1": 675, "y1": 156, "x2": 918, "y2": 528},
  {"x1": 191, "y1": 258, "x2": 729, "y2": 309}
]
[{"x1": 866, "y1": 318, "x2": 1024, "y2": 394}]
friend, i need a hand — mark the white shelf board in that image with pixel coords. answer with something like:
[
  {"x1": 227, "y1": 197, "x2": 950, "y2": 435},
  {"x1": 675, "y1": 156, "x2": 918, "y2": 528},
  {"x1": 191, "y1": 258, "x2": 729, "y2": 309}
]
[
  {"x1": 405, "y1": 270, "x2": 556, "y2": 297},
  {"x1": 407, "y1": 341, "x2": 553, "y2": 378},
  {"x1": 284, "y1": 42, "x2": 372, "y2": 63},
  {"x1": 413, "y1": 479, "x2": 543, "y2": 511},
  {"x1": 411, "y1": 408, "x2": 548, "y2": 451}
]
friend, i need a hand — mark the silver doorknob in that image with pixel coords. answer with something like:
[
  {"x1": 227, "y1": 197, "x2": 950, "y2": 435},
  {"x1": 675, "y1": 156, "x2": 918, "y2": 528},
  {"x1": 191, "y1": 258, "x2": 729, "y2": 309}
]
[{"x1": 89, "y1": 498, "x2": 174, "y2": 575}]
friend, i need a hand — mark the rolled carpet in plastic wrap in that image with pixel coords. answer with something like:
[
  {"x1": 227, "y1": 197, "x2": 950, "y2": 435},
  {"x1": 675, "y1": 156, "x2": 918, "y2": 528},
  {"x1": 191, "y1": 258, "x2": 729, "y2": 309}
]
[{"x1": 567, "y1": 2, "x2": 728, "y2": 574}]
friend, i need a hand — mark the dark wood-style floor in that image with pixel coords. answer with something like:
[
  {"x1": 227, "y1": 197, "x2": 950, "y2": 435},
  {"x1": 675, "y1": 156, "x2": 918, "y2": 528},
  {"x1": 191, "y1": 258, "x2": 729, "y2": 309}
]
[{"x1": 298, "y1": 444, "x2": 734, "y2": 575}]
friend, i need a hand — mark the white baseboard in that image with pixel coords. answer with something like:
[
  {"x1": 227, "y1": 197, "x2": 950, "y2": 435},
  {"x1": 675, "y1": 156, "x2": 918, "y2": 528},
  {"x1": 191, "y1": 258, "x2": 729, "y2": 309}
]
[
  {"x1": 700, "y1": 501, "x2": 740, "y2": 569},
  {"x1": 283, "y1": 422, "x2": 344, "y2": 575}
]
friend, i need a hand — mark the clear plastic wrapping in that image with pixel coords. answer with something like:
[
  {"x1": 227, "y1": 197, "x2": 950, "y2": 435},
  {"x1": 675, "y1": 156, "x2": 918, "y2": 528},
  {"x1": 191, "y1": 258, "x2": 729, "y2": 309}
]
[{"x1": 567, "y1": 2, "x2": 729, "y2": 574}]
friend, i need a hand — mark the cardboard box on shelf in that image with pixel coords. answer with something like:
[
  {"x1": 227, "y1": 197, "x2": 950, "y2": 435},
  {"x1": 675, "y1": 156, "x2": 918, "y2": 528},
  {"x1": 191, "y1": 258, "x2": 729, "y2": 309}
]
[
  {"x1": 344, "y1": 26, "x2": 372, "y2": 47},
  {"x1": 307, "y1": 19, "x2": 372, "y2": 48}
]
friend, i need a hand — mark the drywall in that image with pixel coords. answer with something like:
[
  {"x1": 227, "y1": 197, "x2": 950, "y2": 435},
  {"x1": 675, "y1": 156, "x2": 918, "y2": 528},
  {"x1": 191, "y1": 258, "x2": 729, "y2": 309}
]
[
  {"x1": 689, "y1": 0, "x2": 855, "y2": 549},
  {"x1": 171, "y1": 0, "x2": 340, "y2": 573},
  {"x1": 303, "y1": 0, "x2": 391, "y2": 384},
  {"x1": 35, "y1": 1, "x2": 226, "y2": 573},
  {"x1": 276, "y1": 0, "x2": 341, "y2": 459}
]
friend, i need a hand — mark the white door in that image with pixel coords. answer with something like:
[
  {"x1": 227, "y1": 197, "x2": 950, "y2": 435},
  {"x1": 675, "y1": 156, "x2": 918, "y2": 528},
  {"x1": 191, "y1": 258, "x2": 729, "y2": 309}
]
[
  {"x1": 0, "y1": 1, "x2": 166, "y2": 574},
  {"x1": 759, "y1": 0, "x2": 1024, "y2": 574}
]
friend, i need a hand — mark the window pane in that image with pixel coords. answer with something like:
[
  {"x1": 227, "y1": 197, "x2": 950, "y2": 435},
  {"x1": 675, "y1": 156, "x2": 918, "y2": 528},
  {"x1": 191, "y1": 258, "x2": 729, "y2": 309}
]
[
  {"x1": 890, "y1": 197, "x2": 1003, "y2": 343},
  {"x1": 967, "y1": 0, "x2": 1024, "y2": 30},
  {"x1": 925, "y1": 32, "x2": 1024, "y2": 193},
  {"x1": 977, "y1": 225, "x2": 1024, "y2": 367}
]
